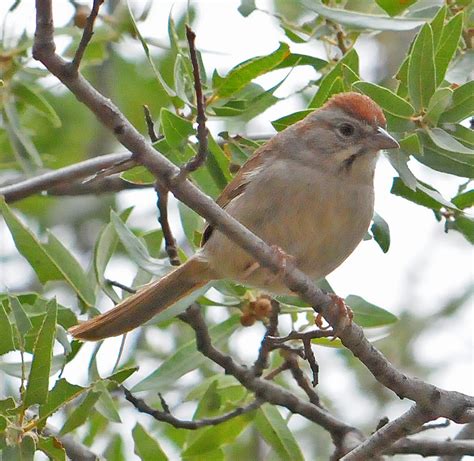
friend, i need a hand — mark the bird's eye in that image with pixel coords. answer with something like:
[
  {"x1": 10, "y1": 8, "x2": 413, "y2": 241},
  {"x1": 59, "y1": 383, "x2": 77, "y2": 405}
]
[{"x1": 337, "y1": 123, "x2": 355, "y2": 137}]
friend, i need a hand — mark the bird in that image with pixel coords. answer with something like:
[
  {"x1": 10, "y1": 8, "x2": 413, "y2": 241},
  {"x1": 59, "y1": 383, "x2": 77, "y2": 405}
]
[{"x1": 69, "y1": 92, "x2": 399, "y2": 341}]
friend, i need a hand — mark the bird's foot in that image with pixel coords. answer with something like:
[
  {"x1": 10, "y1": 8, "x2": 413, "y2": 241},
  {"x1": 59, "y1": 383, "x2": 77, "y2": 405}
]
[{"x1": 327, "y1": 294, "x2": 353, "y2": 340}]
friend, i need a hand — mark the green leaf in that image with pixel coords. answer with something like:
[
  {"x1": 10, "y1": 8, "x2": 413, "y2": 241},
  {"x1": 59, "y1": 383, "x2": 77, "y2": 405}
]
[
  {"x1": 2, "y1": 435, "x2": 36, "y2": 461},
  {"x1": 426, "y1": 128, "x2": 473, "y2": 155},
  {"x1": 415, "y1": 133, "x2": 474, "y2": 178},
  {"x1": 452, "y1": 189, "x2": 474, "y2": 209},
  {"x1": 430, "y1": 6, "x2": 446, "y2": 50},
  {"x1": 10, "y1": 296, "x2": 33, "y2": 339},
  {"x1": 178, "y1": 202, "x2": 204, "y2": 248},
  {"x1": 435, "y1": 12, "x2": 463, "y2": 85},
  {"x1": 13, "y1": 82, "x2": 61, "y2": 128},
  {"x1": 60, "y1": 390, "x2": 100, "y2": 435},
  {"x1": 271, "y1": 110, "x2": 313, "y2": 132},
  {"x1": 95, "y1": 381, "x2": 121, "y2": 423},
  {"x1": 207, "y1": 134, "x2": 232, "y2": 188},
  {"x1": 160, "y1": 108, "x2": 195, "y2": 148},
  {"x1": 126, "y1": 1, "x2": 176, "y2": 99},
  {"x1": 375, "y1": 0, "x2": 417, "y2": 17},
  {"x1": 353, "y1": 81, "x2": 415, "y2": 118},
  {"x1": 110, "y1": 210, "x2": 169, "y2": 275},
  {"x1": 391, "y1": 177, "x2": 455, "y2": 210},
  {"x1": 133, "y1": 423, "x2": 168, "y2": 461},
  {"x1": 238, "y1": 0, "x2": 256, "y2": 17},
  {"x1": 255, "y1": 404, "x2": 304, "y2": 461},
  {"x1": 213, "y1": 43, "x2": 290, "y2": 98},
  {"x1": 44, "y1": 232, "x2": 96, "y2": 306},
  {"x1": 345, "y1": 295, "x2": 397, "y2": 328},
  {"x1": 439, "y1": 81, "x2": 474, "y2": 123},
  {"x1": 133, "y1": 316, "x2": 240, "y2": 392},
  {"x1": 309, "y1": 49, "x2": 359, "y2": 108},
  {"x1": 182, "y1": 413, "x2": 252, "y2": 457},
  {"x1": 0, "y1": 302, "x2": 15, "y2": 355},
  {"x1": 0, "y1": 197, "x2": 63, "y2": 283},
  {"x1": 306, "y1": 0, "x2": 426, "y2": 31},
  {"x1": 371, "y1": 213, "x2": 390, "y2": 253},
  {"x1": 0, "y1": 355, "x2": 64, "y2": 379},
  {"x1": 447, "y1": 216, "x2": 474, "y2": 243},
  {"x1": 37, "y1": 436, "x2": 66, "y2": 461},
  {"x1": 447, "y1": 124, "x2": 474, "y2": 148},
  {"x1": 424, "y1": 87, "x2": 453, "y2": 125},
  {"x1": 38, "y1": 378, "x2": 85, "y2": 426},
  {"x1": 120, "y1": 166, "x2": 155, "y2": 185},
  {"x1": 24, "y1": 300, "x2": 57, "y2": 406},
  {"x1": 408, "y1": 24, "x2": 436, "y2": 111},
  {"x1": 272, "y1": 53, "x2": 327, "y2": 72},
  {"x1": 94, "y1": 207, "x2": 133, "y2": 302}
]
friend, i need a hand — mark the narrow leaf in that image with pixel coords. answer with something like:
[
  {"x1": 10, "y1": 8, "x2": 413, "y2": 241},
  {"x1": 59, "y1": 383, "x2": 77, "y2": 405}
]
[
  {"x1": 0, "y1": 197, "x2": 63, "y2": 283},
  {"x1": 408, "y1": 24, "x2": 436, "y2": 110},
  {"x1": 133, "y1": 316, "x2": 240, "y2": 392},
  {"x1": 439, "y1": 81, "x2": 474, "y2": 123},
  {"x1": 426, "y1": 128, "x2": 473, "y2": 155},
  {"x1": 24, "y1": 300, "x2": 57, "y2": 406},
  {"x1": 213, "y1": 43, "x2": 290, "y2": 98},
  {"x1": 424, "y1": 87, "x2": 452, "y2": 125},
  {"x1": 160, "y1": 108, "x2": 195, "y2": 148},
  {"x1": 353, "y1": 81, "x2": 414, "y2": 118},
  {"x1": 307, "y1": 0, "x2": 426, "y2": 31},
  {"x1": 0, "y1": 302, "x2": 15, "y2": 355},
  {"x1": 371, "y1": 212, "x2": 390, "y2": 253},
  {"x1": 133, "y1": 423, "x2": 168, "y2": 461},
  {"x1": 255, "y1": 404, "x2": 304, "y2": 461},
  {"x1": 435, "y1": 12, "x2": 463, "y2": 85},
  {"x1": 345, "y1": 295, "x2": 397, "y2": 327},
  {"x1": 45, "y1": 232, "x2": 96, "y2": 306},
  {"x1": 60, "y1": 391, "x2": 100, "y2": 435},
  {"x1": 10, "y1": 296, "x2": 33, "y2": 339}
]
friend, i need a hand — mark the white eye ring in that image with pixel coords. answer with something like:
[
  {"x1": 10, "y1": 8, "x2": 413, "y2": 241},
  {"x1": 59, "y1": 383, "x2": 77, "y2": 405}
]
[{"x1": 338, "y1": 123, "x2": 355, "y2": 137}]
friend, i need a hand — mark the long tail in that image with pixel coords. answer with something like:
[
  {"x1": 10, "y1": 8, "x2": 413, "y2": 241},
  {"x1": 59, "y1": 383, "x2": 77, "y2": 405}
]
[{"x1": 69, "y1": 257, "x2": 212, "y2": 341}]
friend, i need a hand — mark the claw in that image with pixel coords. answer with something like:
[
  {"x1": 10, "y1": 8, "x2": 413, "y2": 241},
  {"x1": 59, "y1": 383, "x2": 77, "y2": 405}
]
[{"x1": 327, "y1": 294, "x2": 353, "y2": 340}]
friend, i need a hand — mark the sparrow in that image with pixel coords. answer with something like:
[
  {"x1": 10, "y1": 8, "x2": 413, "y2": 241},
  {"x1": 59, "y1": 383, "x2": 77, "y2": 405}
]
[{"x1": 70, "y1": 92, "x2": 399, "y2": 341}]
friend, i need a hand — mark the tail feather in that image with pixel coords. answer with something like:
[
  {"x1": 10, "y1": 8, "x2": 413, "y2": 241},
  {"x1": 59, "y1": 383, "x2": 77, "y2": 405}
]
[{"x1": 69, "y1": 257, "x2": 211, "y2": 341}]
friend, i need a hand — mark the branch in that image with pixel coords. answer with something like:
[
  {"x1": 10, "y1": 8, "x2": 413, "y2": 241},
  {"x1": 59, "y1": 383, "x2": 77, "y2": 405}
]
[
  {"x1": 42, "y1": 426, "x2": 97, "y2": 461},
  {"x1": 122, "y1": 386, "x2": 261, "y2": 429},
  {"x1": 387, "y1": 438, "x2": 474, "y2": 456},
  {"x1": 70, "y1": 0, "x2": 104, "y2": 72},
  {"x1": 179, "y1": 25, "x2": 208, "y2": 174},
  {"x1": 155, "y1": 183, "x2": 180, "y2": 266},
  {"x1": 342, "y1": 405, "x2": 432, "y2": 460},
  {"x1": 179, "y1": 304, "x2": 364, "y2": 452},
  {"x1": 0, "y1": 152, "x2": 132, "y2": 202}
]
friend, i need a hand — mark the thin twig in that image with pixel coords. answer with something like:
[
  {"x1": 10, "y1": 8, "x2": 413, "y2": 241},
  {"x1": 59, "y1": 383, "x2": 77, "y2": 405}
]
[
  {"x1": 106, "y1": 279, "x2": 137, "y2": 294},
  {"x1": 179, "y1": 25, "x2": 208, "y2": 175},
  {"x1": 143, "y1": 105, "x2": 160, "y2": 143},
  {"x1": 302, "y1": 336, "x2": 319, "y2": 387},
  {"x1": 122, "y1": 386, "x2": 261, "y2": 429},
  {"x1": 70, "y1": 0, "x2": 104, "y2": 72},
  {"x1": 285, "y1": 353, "x2": 321, "y2": 406},
  {"x1": 155, "y1": 183, "x2": 180, "y2": 266},
  {"x1": 253, "y1": 299, "x2": 280, "y2": 376},
  {"x1": 268, "y1": 328, "x2": 335, "y2": 344}
]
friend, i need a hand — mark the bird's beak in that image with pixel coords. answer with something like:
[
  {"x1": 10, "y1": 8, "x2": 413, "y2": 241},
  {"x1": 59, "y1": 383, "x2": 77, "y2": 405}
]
[{"x1": 373, "y1": 127, "x2": 399, "y2": 150}]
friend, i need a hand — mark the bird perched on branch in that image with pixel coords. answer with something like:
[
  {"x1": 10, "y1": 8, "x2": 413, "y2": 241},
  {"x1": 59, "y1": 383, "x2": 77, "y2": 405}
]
[{"x1": 70, "y1": 92, "x2": 399, "y2": 341}]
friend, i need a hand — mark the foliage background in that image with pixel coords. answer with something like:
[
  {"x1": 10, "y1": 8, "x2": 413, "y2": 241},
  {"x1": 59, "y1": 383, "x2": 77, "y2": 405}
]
[{"x1": 0, "y1": 0, "x2": 472, "y2": 459}]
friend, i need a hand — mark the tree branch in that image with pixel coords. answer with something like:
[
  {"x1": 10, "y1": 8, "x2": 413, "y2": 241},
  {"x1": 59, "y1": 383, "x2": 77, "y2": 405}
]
[
  {"x1": 122, "y1": 386, "x2": 261, "y2": 429},
  {"x1": 342, "y1": 405, "x2": 432, "y2": 460},
  {"x1": 0, "y1": 152, "x2": 132, "y2": 202},
  {"x1": 179, "y1": 25, "x2": 208, "y2": 174}
]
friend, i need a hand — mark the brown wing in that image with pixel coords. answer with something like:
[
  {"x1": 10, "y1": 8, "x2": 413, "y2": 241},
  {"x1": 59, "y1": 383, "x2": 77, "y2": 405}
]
[{"x1": 201, "y1": 144, "x2": 271, "y2": 245}]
